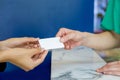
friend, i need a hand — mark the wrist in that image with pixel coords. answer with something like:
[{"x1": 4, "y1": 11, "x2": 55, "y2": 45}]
[{"x1": 80, "y1": 32, "x2": 94, "y2": 46}]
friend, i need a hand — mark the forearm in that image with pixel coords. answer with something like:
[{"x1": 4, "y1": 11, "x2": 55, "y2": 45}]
[
  {"x1": 82, "y1": 31, "x2": 120, "y2": 50},
  {"x1": 0, "y1": 41, "x2": 7, "y2": 51}
]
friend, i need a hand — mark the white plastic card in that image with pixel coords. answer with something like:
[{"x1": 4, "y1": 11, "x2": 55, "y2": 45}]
[{"x1": 39, "y1": 37, "x2": 64, "y2": 50}]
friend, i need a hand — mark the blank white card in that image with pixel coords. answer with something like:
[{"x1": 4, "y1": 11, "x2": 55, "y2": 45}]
[{"x1": 39, "y1": 37, "x2": 64, "y2": 50}]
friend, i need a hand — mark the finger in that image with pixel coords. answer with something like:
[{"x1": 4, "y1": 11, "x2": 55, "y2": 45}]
[
  {"x1": 56, "y1": 28, "x2": 66, "y2": 37},
  {"x1": 26, "y1": 41, "x2": 40, "y2": 49},
  {"x1": 34, "y1": 50, "x2": 48, "y2": 66},
  {"x1": 104, "y1": 67, "x2": 120, "y2": 72},
  {"x1": 65, "y1": 41, "x2": 70, "y2": 49},
  {"x1": 36, "y1": 38, "x2": 41, "y2": 48},
  {"x1": 103, "y1": 68, "x2": 120, "y2": 73},
  {"x1": 56, "y1": 28, "x2": 73, "y2": 38},
  {"x1": 60, "y1": 32, "x2": 75, "y2": 43},
  {"x1": 97, "y1": 65, "x2": 109, "y2": 72},
  {"x1": 56, "y1": 28, "x2": 70, "y2": 37},
  {"x1": 103, "y1": 71, "x2": 120, "y2": 76},
  {"x1": 64, "y1": 42, "x2": 67, "y2": 49},
  {"x1": 29, "y1": 48, "x2": 43, "y2": 56},
  {"x1": 13, "y1": 38, "x2": 38, "y2": 47},
  {"x1": 32, "y1": 54, "x2": 40, "y2": 61},
  {"x1": 103, "y1": 61, "x2": 120, "y2": 69},
  {"x1": 29, "y1": 43, "x2": 38, "y2": 48},
  {"x1": 64, "y1": 42, "x2": 71, "y2": 50},
  {"x1": 66, "y1": 40, "x2": 72, "y2": 50},
  {"x1": 34, "y1": 44, "x2": 40, "y2": 48},
  {"x1": 31, "y1": 48, "x2": 45, "y2": 60},
  {"x1": 25, "y1": 49, "x2": 46, "y2": 71},
  {"x1": 19, "y1": 37, "x2": 38, "y2": 43},
  {"x1": 97, "y1": 64, "x2": 120, "y2": 72},
  {"x1": 38, "y1": 50, "x2": 48, "y2": 58}
]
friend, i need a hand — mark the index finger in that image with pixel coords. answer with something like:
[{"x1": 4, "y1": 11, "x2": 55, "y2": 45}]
[
  {"x1": 34, "y1": 50, "x2": 48, "y2": 66},
  {"x1": 56, "y1": 28, "x2": 71, "y2": 37}
]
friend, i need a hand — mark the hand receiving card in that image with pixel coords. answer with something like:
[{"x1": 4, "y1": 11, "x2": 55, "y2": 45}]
[{"x1": 39, "y1": 37, "x2": 64, "y2": 50}]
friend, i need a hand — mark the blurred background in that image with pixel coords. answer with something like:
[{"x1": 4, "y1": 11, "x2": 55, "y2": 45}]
[
  {"x1": 94, "y1": 0, "x2": 120, "y2": 62},
  {"x1": 0, "y1": 0, "x2": 120, "y2": 80}
]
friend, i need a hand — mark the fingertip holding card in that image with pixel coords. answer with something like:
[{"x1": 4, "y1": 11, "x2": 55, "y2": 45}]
[{"x1": 38, "y1": 37, "x2": 64, "y2": 50}]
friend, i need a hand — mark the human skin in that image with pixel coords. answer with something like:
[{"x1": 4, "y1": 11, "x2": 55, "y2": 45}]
[
  {"x1": 0, "y1": 37, "x2": 48, "y2": 71},
  {"x1": 56, "y1": 28, "x2": 120, "y2": 76},
  {"x1": 56, "y1": 28, "x2": 120, "y2": 50}
]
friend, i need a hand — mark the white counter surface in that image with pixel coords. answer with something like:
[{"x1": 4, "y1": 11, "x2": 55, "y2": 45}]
[{"x1": 51, "y1": 46, "x2": 120, "y2": 80}]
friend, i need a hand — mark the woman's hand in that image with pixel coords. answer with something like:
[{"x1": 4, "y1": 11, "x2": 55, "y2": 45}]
[
  {"x1": 97, "y1": 61, "x2": 120, "y2": 76},
  {"x1": 56, "y1": 28, "x2": 89, "y2": 49},
  {"x1": 1, "y1": 48, "x2": 48, "y2": 71}
]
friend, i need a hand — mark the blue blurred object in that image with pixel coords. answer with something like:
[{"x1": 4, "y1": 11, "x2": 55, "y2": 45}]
[{"x1": 0, "y1": 0, "x2": 94, "y2": 80}]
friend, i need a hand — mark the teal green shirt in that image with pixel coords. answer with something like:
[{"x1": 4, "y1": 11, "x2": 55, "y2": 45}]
[{"x1": 101, "y1": 0, "x2": 120, "y2": 34}]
